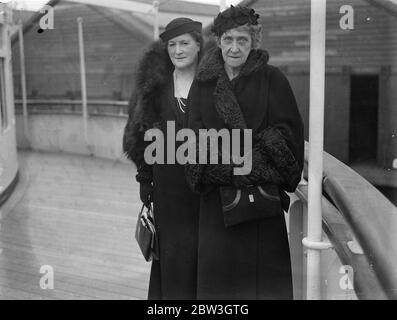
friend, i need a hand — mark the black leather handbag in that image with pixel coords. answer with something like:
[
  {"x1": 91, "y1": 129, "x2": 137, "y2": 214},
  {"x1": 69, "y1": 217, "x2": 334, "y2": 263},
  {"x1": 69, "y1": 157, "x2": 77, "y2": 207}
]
[
  {"x1": 219, "y1": 184, "x2": 287, "y2": 227},
  {"x1": 135, "y1": 204, "x2": 159, "y2": 261}
]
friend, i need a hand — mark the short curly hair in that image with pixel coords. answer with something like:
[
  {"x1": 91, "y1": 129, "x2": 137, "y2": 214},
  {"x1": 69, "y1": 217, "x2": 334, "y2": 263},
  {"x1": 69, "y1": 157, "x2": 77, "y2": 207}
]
[{"x1": 214, "y1": 23, "x2": 262, "y2": 50}]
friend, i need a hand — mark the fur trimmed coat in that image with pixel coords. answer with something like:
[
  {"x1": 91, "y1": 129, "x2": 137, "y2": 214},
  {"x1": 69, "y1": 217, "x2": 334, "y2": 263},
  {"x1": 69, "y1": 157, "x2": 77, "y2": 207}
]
[
  {"x1": 122, "y1": 42, "x2": 201, "y2": 300},
  {"x1": 185, "y1": 47, "x2": 304, "y2": 299},
  {"x1": 123, "y1": 41, "x2": 173, "y2": 184}
]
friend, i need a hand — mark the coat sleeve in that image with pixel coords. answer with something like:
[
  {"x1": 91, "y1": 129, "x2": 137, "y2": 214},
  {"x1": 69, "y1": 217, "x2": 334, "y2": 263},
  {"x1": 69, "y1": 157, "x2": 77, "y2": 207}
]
[
  {"x1": 257, "y1": 66, "x2": 304, "y2": 192},
  {"x1": 184, "y1": 81, "x2": 287, "y2": 193},
  {"x1": 246, "y1": 143, "x2": 285, "y2": 186},
  {"x1": 122, "y1": 90, "x2": 153, "y2": 184}
]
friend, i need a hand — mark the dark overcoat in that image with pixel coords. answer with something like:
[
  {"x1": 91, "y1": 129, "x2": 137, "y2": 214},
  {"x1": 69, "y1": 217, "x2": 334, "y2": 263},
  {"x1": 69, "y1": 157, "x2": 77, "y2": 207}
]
[
  {"x1": 185, "y1": 47, "x2": 304, "y2": 299},
  {"x1": 122, "y1": 42, "x2": 200, "y2": 300}
]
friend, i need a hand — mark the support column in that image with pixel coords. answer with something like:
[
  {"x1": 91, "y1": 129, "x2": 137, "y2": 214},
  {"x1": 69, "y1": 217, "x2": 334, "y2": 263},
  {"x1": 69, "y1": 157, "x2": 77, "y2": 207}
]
[
  {"x1": 18, "y1": 20, "x2": 29, "y2": 145},
  {"x1": 219, "y1": 0, "x2": 226, "y2": 11},
  {"x1": 153, "y1": 1, "x2": 159, "y2": 40},
  {"x1": 306, "y1": 0, "x2": 327, "y2": 300},
  {"x1": 77, "y1": 17, "x2": 89, "y2": 152}
]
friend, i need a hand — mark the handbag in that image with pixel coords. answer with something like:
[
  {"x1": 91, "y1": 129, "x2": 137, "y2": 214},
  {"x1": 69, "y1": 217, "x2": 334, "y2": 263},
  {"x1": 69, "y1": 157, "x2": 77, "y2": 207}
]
[
  {"x1": 219, "y1": 184, "x2": 286, "y2": 227},
  {"x1": 135, "y1": 203, "x2": 159, "y2": 261}
]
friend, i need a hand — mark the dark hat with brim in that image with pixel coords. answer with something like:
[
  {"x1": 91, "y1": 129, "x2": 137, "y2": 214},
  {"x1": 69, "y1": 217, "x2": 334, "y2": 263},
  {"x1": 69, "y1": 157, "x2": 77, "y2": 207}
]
[
  {"x1": 212, "y1": 5, "x2": 260, "y2": 37},
  {"x1": 159, "y1": 17, "x2": 202, "y2": 42}
]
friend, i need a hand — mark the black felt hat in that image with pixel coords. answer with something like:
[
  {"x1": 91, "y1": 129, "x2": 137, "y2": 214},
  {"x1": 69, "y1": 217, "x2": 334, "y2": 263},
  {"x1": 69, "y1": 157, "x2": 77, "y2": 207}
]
[
  {"x1": 159, "y1": 17, "x2": 202, "y2": 42},
  {"x1": 211, "y1": 5, "x2": 260, "y2": 37}
]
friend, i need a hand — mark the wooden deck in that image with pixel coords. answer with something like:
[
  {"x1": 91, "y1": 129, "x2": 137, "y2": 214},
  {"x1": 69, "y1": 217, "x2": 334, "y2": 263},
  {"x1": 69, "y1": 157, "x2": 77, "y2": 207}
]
[{"x1": 0, "y1": 150, "x2": 150, "y2": 300}]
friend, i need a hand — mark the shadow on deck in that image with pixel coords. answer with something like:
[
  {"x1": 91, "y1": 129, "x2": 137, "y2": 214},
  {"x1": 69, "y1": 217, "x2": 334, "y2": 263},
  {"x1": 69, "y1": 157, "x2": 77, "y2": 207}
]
[{"x1": 0, "y1": 150, "x2": 150, "y2": 300}]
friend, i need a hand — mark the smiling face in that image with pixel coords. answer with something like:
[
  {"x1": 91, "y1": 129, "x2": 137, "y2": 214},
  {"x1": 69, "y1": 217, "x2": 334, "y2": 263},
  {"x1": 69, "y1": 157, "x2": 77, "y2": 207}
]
[
  {"x1": 167, "y1": 33, "x2": 200, "y2": 70},
  {"x1": 218, "y1": 27, "x2": 252, "y2": 72}
]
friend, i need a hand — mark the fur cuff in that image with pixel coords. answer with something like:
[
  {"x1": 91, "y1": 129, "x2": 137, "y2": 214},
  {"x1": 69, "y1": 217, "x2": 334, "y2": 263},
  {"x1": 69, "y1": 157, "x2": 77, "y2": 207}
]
[
  {"x1": 247, "y1": 144, "x2": 285, "y2": 185},
  {"x1": 256, "y1": 127, "x2": 302, "y2": 192},
  {"x1": 202, "y1": 164, "x2": 233, "y2": 185}
]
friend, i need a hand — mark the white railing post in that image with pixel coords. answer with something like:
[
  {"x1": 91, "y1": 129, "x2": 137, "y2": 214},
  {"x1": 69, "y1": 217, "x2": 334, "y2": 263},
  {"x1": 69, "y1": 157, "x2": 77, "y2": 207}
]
[
  {"x1": 305, "y1": 0, "x2": 329, "y2": 300},
  {"x1": 77, "y1": 17, "x2": 89, "y2": 151},
  {"x1": 18, "y1": 20, "x2": 29, "y2": 144},
  {"x1": 288, "y1": 193, "x2": 305, "y2": 300},
  {"x1": 219, "y1": 0, "x2": 226, "y2": 12},
  {"x1": 153, "y1": 1, "x2": 159, "y2": 41}
]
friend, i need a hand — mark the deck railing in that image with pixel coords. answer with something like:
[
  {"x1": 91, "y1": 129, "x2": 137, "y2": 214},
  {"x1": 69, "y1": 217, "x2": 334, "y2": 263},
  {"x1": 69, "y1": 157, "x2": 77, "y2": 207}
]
[
  {"x1": 290, "y1": 142, "x2": 397, "y2": 299},
  {"x1": 9, "y1": 102, "x2": 397, "y2": 299},
  {"x1": 14, "y1": 99, "x2": 129, "y2": 117}
]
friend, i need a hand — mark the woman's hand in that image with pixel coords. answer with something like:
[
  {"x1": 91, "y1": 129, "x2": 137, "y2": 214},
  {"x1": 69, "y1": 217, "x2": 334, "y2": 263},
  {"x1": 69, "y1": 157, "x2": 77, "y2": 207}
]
[{"x1": 140, "y1": 182, "x2": 153, "y2": 207}]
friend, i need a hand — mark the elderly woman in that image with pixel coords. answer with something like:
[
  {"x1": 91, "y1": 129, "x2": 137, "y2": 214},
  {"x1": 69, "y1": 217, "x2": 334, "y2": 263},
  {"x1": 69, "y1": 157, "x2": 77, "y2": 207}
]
[
  {"x1": 122, "y1": 18, "x2": 202, "y2": 299},
  {"x1": 186, "y1": 6, "x2": 304, "y2": 299}
]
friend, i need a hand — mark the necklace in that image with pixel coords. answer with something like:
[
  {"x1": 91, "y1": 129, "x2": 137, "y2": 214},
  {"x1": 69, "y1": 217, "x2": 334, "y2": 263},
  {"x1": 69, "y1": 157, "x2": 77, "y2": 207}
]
[
  {"x1": 176, "y1": 96, "x2": 187, "y2": 113},
  {"x1": 173, "y1": 71, "x2": 191, "y2": 114}
]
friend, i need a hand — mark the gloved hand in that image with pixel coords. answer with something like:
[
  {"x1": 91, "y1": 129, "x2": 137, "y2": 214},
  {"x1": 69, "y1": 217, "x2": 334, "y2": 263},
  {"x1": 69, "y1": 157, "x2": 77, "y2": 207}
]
[{"x1": 140, "y1": 182, "x2": 153, "y2": 207}]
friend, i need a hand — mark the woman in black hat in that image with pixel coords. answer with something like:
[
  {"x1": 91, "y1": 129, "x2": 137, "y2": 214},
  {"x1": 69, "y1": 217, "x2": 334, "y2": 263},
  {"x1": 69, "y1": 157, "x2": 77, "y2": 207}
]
[
  {"x1": 186, "y1": 6, "x2": 304, "y2": 299},
  {"x1": 122, "y1": 18, "x2": 202, "y2": 299}
]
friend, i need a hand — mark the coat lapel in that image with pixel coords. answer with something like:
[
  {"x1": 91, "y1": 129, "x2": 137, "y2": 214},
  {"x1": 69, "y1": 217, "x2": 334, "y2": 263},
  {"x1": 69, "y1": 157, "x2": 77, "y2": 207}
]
[{"x1": 214, "y1": 72, "x2": 247, "y2": 130}]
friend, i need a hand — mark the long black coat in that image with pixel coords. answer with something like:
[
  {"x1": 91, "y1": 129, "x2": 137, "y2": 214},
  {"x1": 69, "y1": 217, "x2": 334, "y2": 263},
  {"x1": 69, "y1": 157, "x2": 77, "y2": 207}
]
[
  {"x1": 122, "y1": 42, "x2": 200, "y2": 300},
  {"x1": 185, "y1": 48, "x2": 304, "y2": 299}
]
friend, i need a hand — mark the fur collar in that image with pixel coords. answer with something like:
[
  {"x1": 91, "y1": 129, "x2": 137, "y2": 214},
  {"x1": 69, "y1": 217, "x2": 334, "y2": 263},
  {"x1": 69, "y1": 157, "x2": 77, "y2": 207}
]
[
  {"x1": 135, "y1": 41, "x2": 174, "y2": 97},
  {"x1": 129, "y1": 41, "x2": 174, "y2": 132},
  {"x1": 195, "y1": 48, "x2": 269, "y2": 130},
  {"x1": 123, "y1": 41, "x2": 173, "y2": 163}
]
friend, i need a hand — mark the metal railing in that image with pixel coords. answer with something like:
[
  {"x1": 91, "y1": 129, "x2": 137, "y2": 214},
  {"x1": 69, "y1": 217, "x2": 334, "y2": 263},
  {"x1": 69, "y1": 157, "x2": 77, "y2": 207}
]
[
  {"x1": 10, "y1": 96, "x2": 397, "y2": 299},
  {"x1": 14, "y1": 99, "x2": 129, "y2": 117},
  {"x1": 14, "y1": 99, "x2": 128, "y2": 106},
  {"x1": 290, "y1": 142, "x2": 397, "y2": 299}
]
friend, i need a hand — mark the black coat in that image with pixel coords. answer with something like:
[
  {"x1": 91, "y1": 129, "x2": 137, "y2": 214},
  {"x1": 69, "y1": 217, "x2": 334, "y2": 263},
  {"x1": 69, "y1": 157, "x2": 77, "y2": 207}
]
[
  {"x1": 185, "y1": 47, "x2": 304, "y2": 299},
  {"x1": 122, "y1": 42, "x2": 200, "y2": 299}
]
